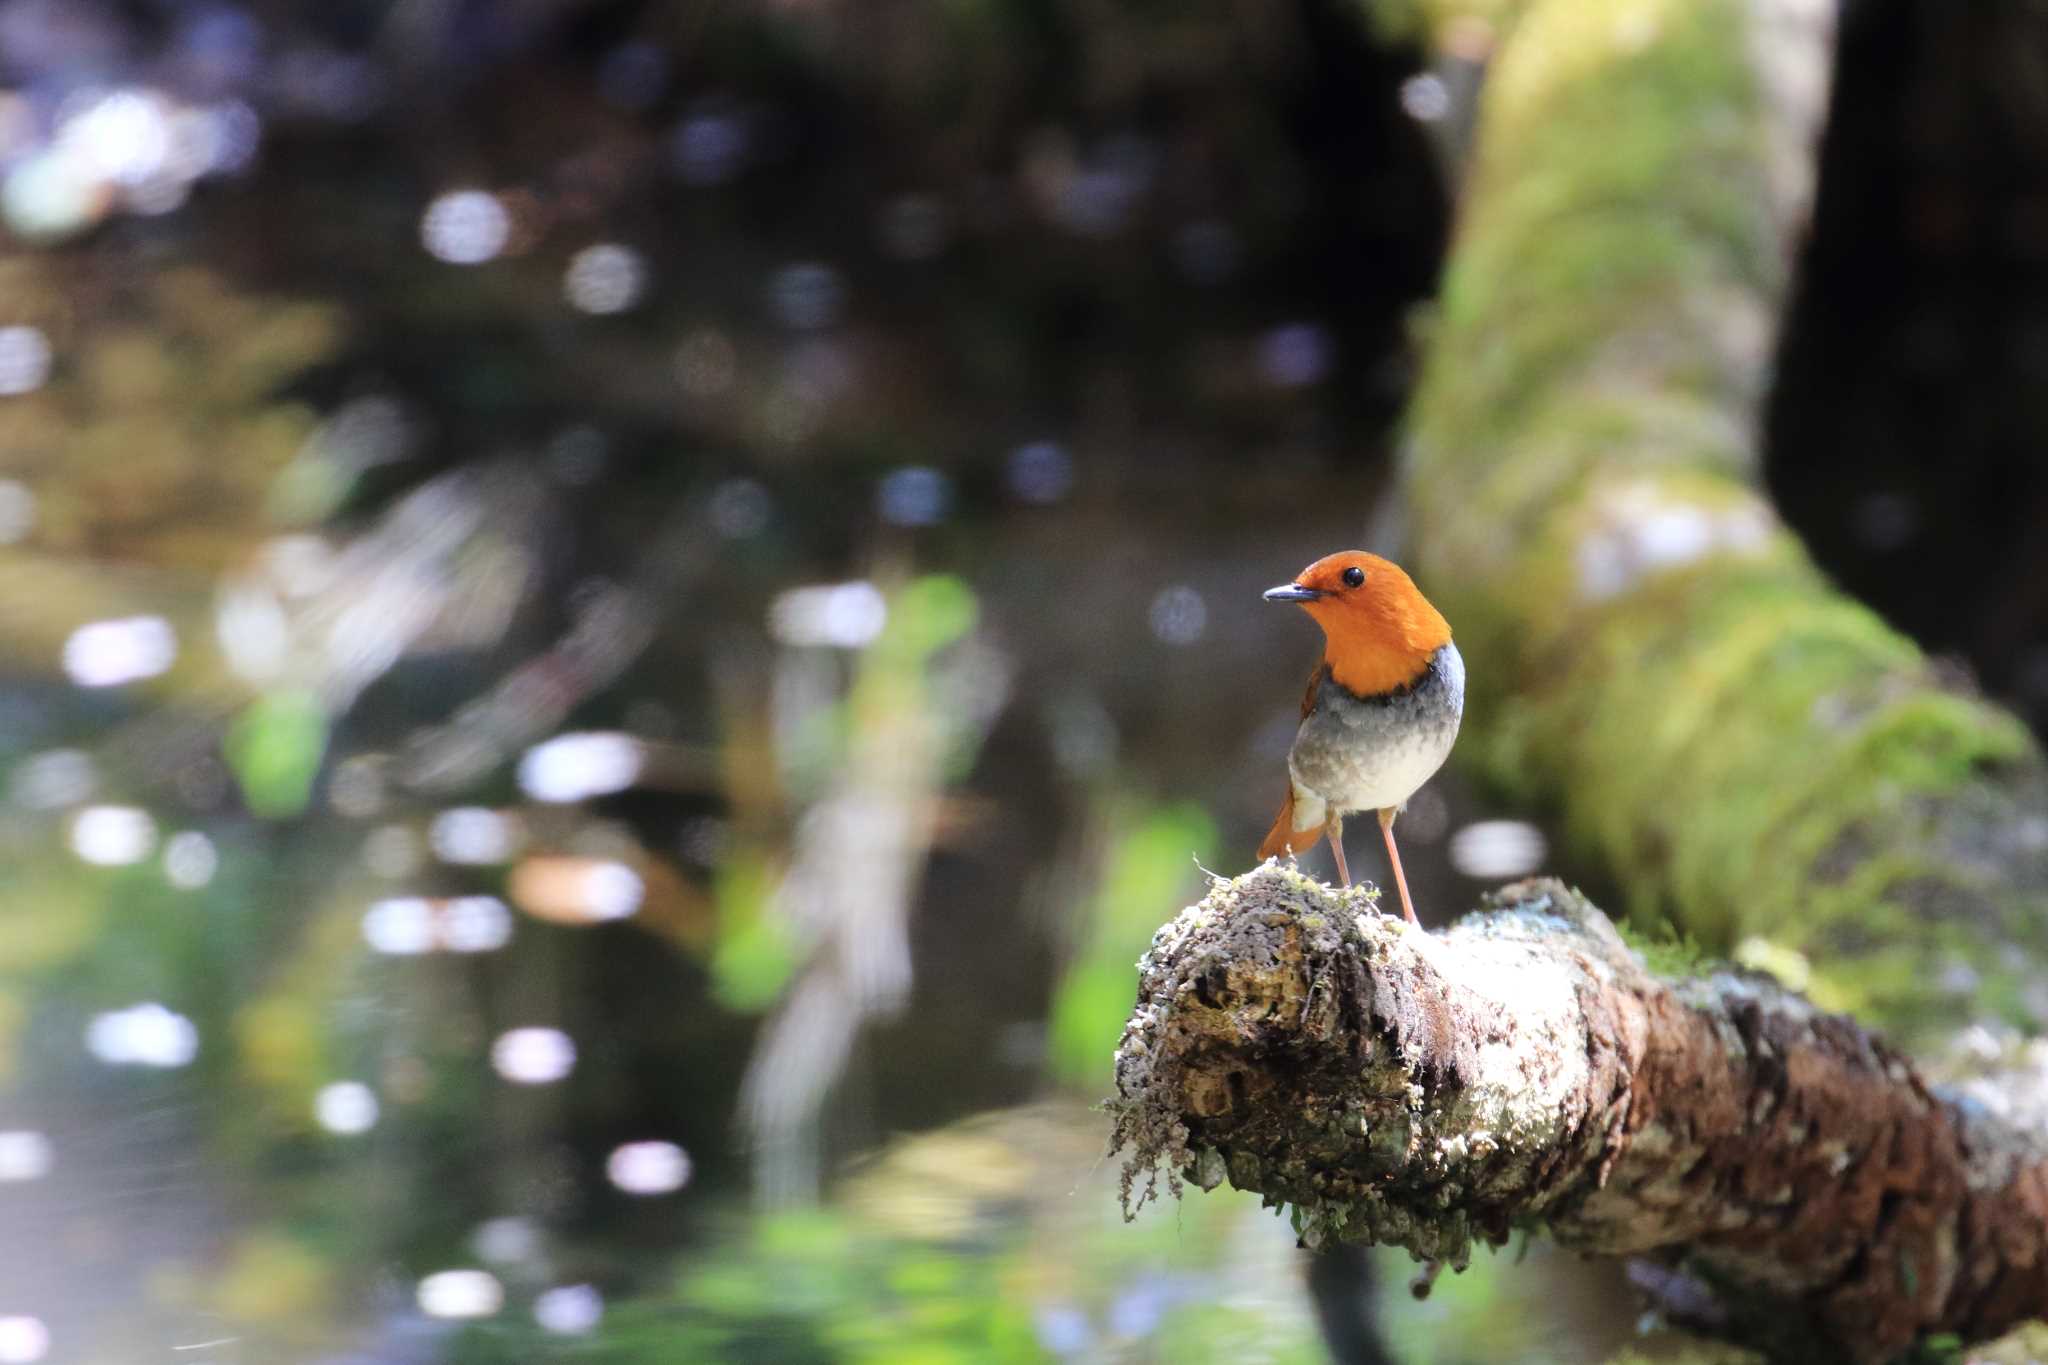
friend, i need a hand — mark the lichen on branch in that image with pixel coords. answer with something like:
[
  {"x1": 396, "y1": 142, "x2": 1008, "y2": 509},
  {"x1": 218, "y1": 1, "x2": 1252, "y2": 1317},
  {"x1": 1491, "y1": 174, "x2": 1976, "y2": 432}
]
[{"x1": 1110, "y1": 865, "x2": 2048, "y2": 1364}]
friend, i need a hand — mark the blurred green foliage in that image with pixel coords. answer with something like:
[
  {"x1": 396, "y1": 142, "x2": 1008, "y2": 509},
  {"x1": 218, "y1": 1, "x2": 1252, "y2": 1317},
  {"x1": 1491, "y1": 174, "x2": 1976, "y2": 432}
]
[
  {"x1": 712, "y1": 850, "x2": 798, "y2": 1011},
  {"x1": 1047, "y1": 801, "x2": 1218, "y2": 1087},
  {"x1": 226, "y1": 689, "x2": 330, "y2": 818}
]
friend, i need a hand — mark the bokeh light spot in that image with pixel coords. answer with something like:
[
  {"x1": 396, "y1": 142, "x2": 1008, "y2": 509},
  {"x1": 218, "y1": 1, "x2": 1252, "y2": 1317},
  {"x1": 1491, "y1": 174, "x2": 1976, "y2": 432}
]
[
  {"x1": 362, "y1": 897, "x2": 435, "y2": 955},
  {"x1": 1006, "y1": 442, "x2": 1074, "y2": 504},
  {"x1": 1400, "y1": 73, "x2": 1453, "y2": 122},
  {"x1": 564, "y1": 244, "x2": 647, "y2": 314},
  {"x1": 163, "y1": 830, "x2": 219, "y2": 889},
  {"x1": 535, "y1": 1283, "x2": 604, "y2": 1335},
  {"x1": 205, "y1": 100, "x2": 262, "y2": 172},
  {"x1": 606, "y1": 1140, "x2": 692, "y2": 1195},
  {"x1": 63, "y1": 615, "x2": 177, "y2": 687},
  {"x1": 0, "y1": 326, "x2": 52, "y2": 395},
  {"x1": 416, "y1": 1269, "x2": 504, "y2": 1320},
  {"x1": 708, "y1": 477, "x2": 771, "y2": 537},
  {"x1": 1147, "y1": 585, "x2": 1208, "y2": 646},
  {"x1": 876, "y1": 466, "x2": 952, "y2": 527},
  {"x1": 315, "y1": 1081, "x2": 380, "y2": 1135},
  {"x1": 1035, "y1": 1304, "x2": 1092, "y2": 1355},
  {"x1": 431, "y1": 807, "x2": 518, "y2": 864},
  {"x1": 582, "y1": 863, "x2": 644, "y2": 921},
  {"x1": 441, "y1": 896, "x2": 514, "y2": 952},
  {"x1": 60, "y1": 89, "x2": 170, "y2": 187},
  {"x1": 0, "y1": 1316, "x2": 48, "y2": 1364},
  {"x1": 671, "y1": 106, "x2": 749, "y2": 185},
  {"x1": 491, "y1": 1027, "x2": 576, "y2": 1085},
  {"x1": 1258, "y1": 322, "x2": 1333, "y2": 388},
  {"x1": 86, "y1": 1002, "x2": 198, "y2": 1068},
  {"x1": 517, "y1": 733, "x2": 644, "y2": 803},
  {"x1": 1448, "y1": 820, "x2": 1549, "y2": 879},
  {"x1": 2, "y1": 149, "x2": 107, "y2": 241},
  {"x1": 769, "y1": 581, "x2": 887, "y2": 648},
  {"x1": 0, "y1": 1132, "x2": 53, "y2": 1182},
  {"x1": 1045, "y1": 691, "x2": 1118, "y2": 777},
  {"x1": 421, "y1": 190, "x2": 510, "y2": 264},
  {"x1": 70, "y1": 805, "x2": 156, "y2": 865},
  {"x1": 508, "y1": 856, "x2": 644, "y2": 925}
]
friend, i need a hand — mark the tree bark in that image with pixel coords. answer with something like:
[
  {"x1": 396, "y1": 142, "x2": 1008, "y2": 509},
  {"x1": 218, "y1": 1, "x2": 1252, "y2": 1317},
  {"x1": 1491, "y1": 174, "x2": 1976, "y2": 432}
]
[{"x1": 1111, "y1": 866, "x2": 2048, "y2": 1364}]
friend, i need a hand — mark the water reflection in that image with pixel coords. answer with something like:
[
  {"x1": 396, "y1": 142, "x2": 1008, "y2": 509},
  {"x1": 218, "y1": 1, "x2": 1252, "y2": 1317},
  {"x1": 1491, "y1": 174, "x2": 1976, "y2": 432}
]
[{"x1": 0, "y1": 0, "x2": 1512, "y2": 1359}]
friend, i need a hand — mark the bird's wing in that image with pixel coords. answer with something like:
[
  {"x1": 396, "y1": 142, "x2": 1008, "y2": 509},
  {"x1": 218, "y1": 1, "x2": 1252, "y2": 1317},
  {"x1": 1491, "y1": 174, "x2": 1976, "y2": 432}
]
[
  {"x1": 1299, "y1": 652, "x2": 1326, "y2": 718},
  {"x1": 1256, "y1": 653, "x2": 1330, "y2": 862}
]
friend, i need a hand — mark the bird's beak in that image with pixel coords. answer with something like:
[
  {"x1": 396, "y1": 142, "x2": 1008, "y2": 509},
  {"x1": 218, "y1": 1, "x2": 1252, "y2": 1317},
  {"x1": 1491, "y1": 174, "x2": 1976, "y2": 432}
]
[{"x1": 1263, "y1": 582, "x2": 1322, "y2": 603}]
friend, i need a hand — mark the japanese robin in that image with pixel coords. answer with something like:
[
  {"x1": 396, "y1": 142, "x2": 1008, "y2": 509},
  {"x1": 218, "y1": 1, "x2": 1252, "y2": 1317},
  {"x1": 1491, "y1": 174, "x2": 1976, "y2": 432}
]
[{"x1": 1257, "y1": 551, "x2": 1463, "y2": 925}]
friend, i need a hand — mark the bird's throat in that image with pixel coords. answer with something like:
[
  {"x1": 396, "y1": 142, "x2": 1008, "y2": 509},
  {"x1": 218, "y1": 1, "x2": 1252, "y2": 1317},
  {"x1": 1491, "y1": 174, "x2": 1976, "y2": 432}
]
[{"x1": 1322, "y1": 647, "x2": 1434, "y2": 699}]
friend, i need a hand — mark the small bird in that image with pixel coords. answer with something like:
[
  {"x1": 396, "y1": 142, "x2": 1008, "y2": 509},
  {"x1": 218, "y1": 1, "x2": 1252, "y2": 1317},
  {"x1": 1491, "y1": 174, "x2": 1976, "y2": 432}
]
[{"x1": 1257, "y1": 550, "x2": 1463, "y2": 925}]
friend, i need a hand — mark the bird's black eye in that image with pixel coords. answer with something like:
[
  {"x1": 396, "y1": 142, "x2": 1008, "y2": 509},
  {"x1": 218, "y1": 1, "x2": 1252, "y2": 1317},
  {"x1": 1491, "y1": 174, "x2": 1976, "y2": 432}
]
[{"x1": 1341, "y1": 566, "x2": 1365, "y2": 588}]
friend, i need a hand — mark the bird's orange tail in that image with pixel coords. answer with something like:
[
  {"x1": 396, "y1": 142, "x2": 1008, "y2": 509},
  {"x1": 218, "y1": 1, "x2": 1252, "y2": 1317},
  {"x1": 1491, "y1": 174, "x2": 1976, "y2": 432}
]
[{"x1": 1257, "y1": 787, "x2": 1325, "y2": 861}]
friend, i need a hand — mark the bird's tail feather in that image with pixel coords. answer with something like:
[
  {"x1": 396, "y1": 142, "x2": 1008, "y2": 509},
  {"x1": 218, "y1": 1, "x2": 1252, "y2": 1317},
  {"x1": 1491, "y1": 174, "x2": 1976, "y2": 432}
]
[{"x1": 1258, "y1": 787, "x2": 1325, "y2": 861}]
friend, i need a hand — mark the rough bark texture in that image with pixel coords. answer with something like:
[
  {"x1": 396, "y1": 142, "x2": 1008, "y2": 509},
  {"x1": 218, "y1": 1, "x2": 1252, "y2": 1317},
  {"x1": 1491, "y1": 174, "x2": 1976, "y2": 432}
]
[
  {"x1": 1111, "y1": 865, "x2": 2048, "y2": 1364},
  {"x1": 1402, "y1": 0, "x2": 2048, "y2": 1040}
]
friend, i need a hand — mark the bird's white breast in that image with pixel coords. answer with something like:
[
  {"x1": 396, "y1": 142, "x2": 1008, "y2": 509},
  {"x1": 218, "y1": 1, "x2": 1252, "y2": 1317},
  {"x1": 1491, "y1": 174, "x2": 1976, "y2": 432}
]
[{"x1": 1287, "y1": 642, "x2": 1463, "y2": 822}]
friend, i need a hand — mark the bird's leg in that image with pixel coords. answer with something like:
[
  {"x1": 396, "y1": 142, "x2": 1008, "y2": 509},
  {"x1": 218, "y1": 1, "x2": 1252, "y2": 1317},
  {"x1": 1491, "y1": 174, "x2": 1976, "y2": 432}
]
[
  {"x1": 1328, "y1": 813, "x2": 1350, "y2": 888},
  {"x1": 1378, "y1": 806, "x2": 1417, "y2": 925}
]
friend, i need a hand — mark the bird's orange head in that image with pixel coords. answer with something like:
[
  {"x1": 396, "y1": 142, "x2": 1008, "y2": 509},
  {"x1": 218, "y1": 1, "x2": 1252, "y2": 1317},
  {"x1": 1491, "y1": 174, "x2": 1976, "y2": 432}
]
[{"x1": 1263, "y1": 550, "x2": 1451, "y2": 696}]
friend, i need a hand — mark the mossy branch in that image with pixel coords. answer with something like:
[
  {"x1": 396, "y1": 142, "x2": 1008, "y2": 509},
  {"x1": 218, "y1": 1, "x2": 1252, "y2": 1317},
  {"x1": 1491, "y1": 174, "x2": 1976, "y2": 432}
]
[
  {"x1": 1111, "y1": 866, "x2": 2048, "y2": 1365},
  {"x1": 1398, "y1": 0, "x2": 2048, "y2": 1042}
]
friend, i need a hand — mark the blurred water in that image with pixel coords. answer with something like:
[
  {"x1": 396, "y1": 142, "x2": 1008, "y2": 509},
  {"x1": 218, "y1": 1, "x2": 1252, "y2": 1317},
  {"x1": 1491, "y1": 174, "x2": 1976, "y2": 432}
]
[{"x1": 0, "y1": 4, "x2": 1673, "y2": 1363}]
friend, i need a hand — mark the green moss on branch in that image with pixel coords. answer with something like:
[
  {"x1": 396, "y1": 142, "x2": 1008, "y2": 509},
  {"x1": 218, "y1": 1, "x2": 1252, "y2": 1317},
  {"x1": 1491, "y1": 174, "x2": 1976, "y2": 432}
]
[{"x1": 1398, "y1": 0, "x2": 2048, "y2": 1038}]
